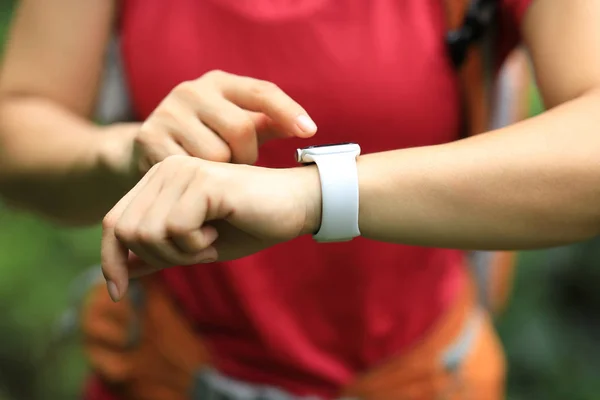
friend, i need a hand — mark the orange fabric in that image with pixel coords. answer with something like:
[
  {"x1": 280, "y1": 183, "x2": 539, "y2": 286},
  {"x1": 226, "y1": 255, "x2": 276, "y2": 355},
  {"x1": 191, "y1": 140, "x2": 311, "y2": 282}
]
[
  {"x1": 444, "y1": 0, "x2": 490, "y2": 137},
  {"x1": 462, "y1": 47, "x2": 491, "y2": 136},
  {"x1": 82, "y1": 272, "x2": 505, "y2": 400},
  {"x1": 341, "y1": 278, "x2": 505, "y2": 400},
  {"x1": 443, "y1": 0, "x2": 469, "y2": 28},
  {"x1": 82, "y1": 276, "x2": 210, "y2": 399},
  {"x1": 78, "y1": 164, "x2": 517, "y2": 391},
  {"x1": 487, "y1": 252, "x2": 518, "y2": 315}
]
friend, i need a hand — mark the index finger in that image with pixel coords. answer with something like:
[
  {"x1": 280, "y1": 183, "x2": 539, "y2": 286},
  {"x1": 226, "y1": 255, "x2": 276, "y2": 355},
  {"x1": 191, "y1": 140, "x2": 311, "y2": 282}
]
[
  {"x1": 219, "y1": 75, "x2": 318, "y2": 139},
  {"x1": 101, "y1": 167, "x2": 158, "y2": 302}
]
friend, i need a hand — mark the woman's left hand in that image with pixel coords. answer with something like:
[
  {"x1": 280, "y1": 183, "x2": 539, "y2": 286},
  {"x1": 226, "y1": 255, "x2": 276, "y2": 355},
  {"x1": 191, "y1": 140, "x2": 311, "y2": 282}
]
[{"x1": 100, "y1": 155, "x2": 321, "y2": 302}]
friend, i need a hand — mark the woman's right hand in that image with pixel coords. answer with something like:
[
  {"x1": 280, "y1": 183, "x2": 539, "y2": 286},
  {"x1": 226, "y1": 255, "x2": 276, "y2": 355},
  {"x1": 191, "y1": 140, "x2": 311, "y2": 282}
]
[{"x1": 107, "y1": 70, "x2": 318, "y2": 176}]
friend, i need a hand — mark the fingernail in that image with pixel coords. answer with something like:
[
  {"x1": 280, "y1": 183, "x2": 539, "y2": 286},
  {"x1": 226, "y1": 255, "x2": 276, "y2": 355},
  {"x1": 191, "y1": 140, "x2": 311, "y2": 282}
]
[
  {"x1": 296, "y1": 115, "x2": 317, "y2": 134},
  {"x1": 106, "y1": 280, "x2": 120, "y2": 302},
  {"x1": 201, "y1": 257, "x2": 217, "y2": 264}
]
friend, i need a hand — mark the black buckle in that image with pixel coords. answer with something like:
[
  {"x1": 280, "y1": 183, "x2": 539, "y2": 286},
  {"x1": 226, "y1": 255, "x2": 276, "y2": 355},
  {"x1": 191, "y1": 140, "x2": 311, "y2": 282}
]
[{"x1": 446, "y1": 0, "x2": 498, "y2": 68}]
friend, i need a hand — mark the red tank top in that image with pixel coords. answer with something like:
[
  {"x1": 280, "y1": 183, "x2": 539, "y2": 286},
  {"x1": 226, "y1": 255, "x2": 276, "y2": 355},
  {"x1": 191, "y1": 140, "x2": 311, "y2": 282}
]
[{"x1": 88, "y1": 0, "x2": 532, "y2": 398}]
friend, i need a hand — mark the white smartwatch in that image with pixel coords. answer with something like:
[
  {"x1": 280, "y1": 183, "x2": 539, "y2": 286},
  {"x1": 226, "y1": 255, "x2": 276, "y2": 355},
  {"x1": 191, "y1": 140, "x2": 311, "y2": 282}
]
[{"x1": 295, "y1": 142, "x2": 361, "y2": 243}]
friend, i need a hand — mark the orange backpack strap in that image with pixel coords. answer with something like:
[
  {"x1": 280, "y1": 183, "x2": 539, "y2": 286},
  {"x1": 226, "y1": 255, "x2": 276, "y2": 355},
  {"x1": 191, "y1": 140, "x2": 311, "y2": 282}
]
[
  {"x1": 444, "y1": 0, "x2": 496, "y2": 137},
  {"x1": 81, "y1": 275, "x2": 211, "y2": 399},
  {"x1": 444, "y1": 0, "x2": 533, "y2": 316}
]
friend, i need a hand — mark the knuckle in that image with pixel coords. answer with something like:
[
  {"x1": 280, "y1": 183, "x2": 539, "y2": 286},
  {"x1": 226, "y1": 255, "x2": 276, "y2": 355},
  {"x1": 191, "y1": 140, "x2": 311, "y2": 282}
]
[
  {"x1": 225, "y1": 116, "x2": 255, "y2": 139},
  {"x1": 102, "y1": 214, "x2": 117, "y2": 230},
  {"x1": 113, "y1": 223, "x2": 136, "y2": 243},
  {"x1": 146, "y1": 160, "x2": 164, "y2": 175},
  {"x1": 137, "y1": 225, "x2": 163, "y2": 244},
  {"x1": 135, "y1": 123, "x2": 153, "y2": 140},
  {"x1": 165, "y1": 219, "x2": 191, "y2": 237},
  {"x1": 173, "y1": 80, "x2": 199, "y2": 98},
  {"x1": 237, "y1": 117, "x2": 256, "y2": 137},
  {"x1": 135, "y1": 122, "x2": 164, "y2": 149},
  {"x1": 251, "y1": 80, "x2": 279, "y2": 97},
  {"x1": 202, "y1": 69, "x2": 226, "y2": 81},
  {"x1": 149, "y1": 105, "x2": 179, "y2": 124},
  {"x1": 161, "y1": 154, "x2": 205, "y2": 174},
  {"x1": 162, "y1": 154, "x2": 188, "y2": 168}
]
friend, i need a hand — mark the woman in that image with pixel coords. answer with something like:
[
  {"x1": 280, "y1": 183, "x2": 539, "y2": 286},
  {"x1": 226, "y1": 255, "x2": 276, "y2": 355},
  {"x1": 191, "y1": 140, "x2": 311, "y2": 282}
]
[{"x1": 2, "y1": 0, "x2": 600, "y2": 399}]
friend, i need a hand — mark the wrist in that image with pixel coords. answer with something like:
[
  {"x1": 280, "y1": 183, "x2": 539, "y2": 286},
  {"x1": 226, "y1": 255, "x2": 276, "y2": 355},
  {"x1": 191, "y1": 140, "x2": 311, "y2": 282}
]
[
  {"x1": 291, "y1": 164, "x2": 322, "y2": 236},
  {"x1": 96, "y1": 123, "x2": 141, "y2": 189}
]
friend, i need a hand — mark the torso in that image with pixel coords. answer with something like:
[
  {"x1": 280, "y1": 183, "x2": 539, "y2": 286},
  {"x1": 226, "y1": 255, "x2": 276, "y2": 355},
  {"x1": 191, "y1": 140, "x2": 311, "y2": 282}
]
[{"x1": 119, "y1": 0, "x2": 470, "y2": 396}]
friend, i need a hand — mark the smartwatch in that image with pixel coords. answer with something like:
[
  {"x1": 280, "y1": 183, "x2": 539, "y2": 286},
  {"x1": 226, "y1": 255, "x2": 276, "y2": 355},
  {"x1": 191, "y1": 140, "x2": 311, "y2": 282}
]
[{"x1": 295, "y1": 142, "x2": 361, "y2": 242}]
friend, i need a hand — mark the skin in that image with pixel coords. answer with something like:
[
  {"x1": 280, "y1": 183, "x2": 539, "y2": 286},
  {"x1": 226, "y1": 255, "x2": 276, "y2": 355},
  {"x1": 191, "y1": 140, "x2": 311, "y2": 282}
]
[
  {"x1": 0, "y1": 0, "x2": 599, "y2": 302},
  {"x1": 100, "y1": 0, "x2": 600, "y2": 301},
  {"x1": 0, "y1": 0, "x2": 317, "y2": 225}
]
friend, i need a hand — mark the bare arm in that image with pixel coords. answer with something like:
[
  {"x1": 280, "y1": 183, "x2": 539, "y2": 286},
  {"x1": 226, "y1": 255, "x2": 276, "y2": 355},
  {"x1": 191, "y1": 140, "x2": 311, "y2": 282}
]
[
  {"x1": 337, "y1": 0, "x2": 600, "y2": 249},
  {"x1": 96, "y1": 0, "x2": 600, "y2": 292},
  {"x1": 0, "y1": 0, "x2": 138, "y2": 226},
  {"x1": 0, "y1": 0, "x2": 320, "y2": 227}
]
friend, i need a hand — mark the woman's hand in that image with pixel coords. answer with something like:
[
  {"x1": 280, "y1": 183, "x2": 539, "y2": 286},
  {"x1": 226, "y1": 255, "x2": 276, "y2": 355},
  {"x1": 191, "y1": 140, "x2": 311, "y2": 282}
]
[
  {"x1": 107, "y1": 70, "x2": 317, "y2": 176},
  {"x1": 101, "y1": 155, "x2": 322, "y2": 302}
]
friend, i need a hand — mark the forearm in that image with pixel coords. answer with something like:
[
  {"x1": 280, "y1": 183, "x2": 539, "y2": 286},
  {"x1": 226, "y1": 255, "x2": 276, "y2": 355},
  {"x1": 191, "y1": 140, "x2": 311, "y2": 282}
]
[
  {"x1": 0, "y1": 96, "x2": 139, "y2": 226},
  {"x1": 342, "y1": 89, "x2": 600, "y2": 250},
  {"x1": 352, "y1": 0, "x2": 600, "y2": 250}
]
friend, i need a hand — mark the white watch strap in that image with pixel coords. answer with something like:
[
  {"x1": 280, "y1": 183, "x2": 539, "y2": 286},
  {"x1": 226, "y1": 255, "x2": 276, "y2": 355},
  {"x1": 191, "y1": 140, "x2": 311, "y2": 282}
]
[{"x1": 312, "y1": 153, "x2": 360, "y2": 242}]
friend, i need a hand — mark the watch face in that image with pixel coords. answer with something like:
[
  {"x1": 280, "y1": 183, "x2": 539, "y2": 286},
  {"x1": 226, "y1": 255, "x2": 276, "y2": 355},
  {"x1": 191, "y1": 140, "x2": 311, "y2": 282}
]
[{"x1": 304, "y1": 142, "x2": 355, "y2": 149}]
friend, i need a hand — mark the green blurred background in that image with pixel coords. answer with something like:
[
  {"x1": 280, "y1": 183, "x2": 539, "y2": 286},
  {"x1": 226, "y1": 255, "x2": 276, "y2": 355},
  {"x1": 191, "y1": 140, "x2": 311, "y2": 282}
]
[{"x1": 2, "y1": 2, "x2": 600, "y2": 399}]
